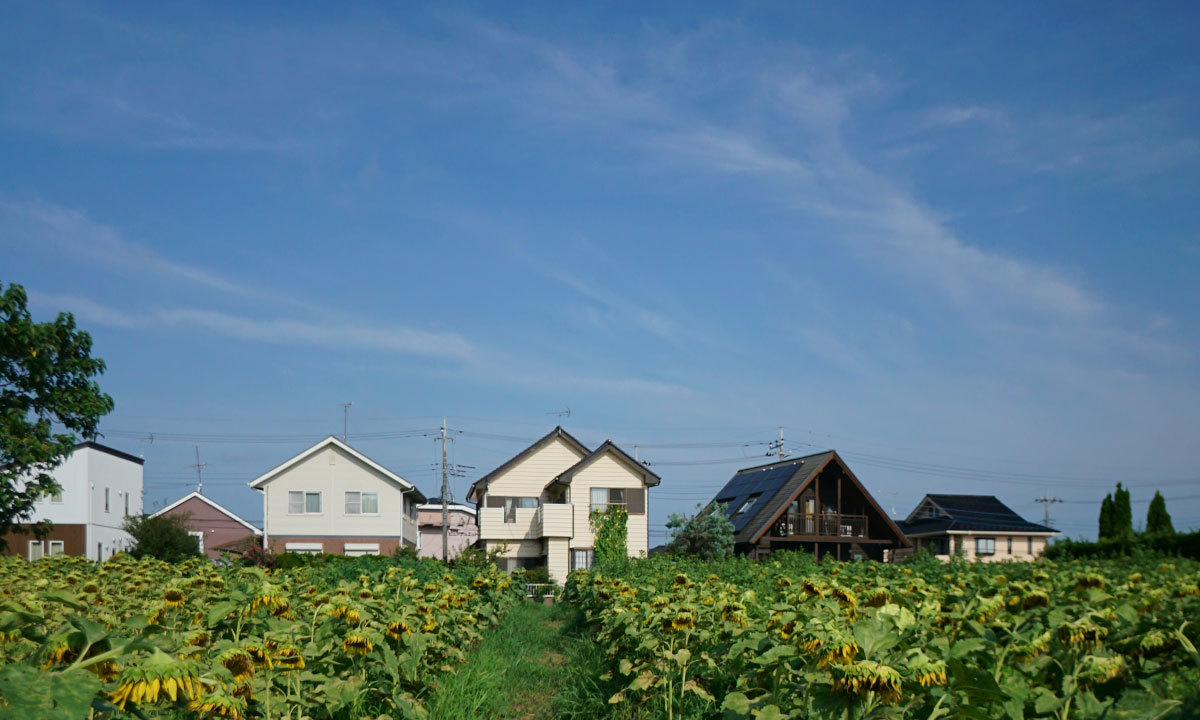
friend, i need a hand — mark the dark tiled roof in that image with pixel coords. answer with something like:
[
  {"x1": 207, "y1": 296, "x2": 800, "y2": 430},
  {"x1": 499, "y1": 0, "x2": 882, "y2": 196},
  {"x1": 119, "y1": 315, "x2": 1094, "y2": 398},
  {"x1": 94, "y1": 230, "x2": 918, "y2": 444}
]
[
  {"x1": 899, "y1": 494, "x2": 1057, "y2": 535},
  {"x1": 708, "y1": 453, "x2": 831, "y2": 542}
]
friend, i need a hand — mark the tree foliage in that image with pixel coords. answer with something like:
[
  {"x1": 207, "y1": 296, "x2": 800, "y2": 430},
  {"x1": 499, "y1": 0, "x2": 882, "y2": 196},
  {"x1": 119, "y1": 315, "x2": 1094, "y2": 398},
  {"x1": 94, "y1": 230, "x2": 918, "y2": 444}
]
[
  {"x1": 0, "y1": 283, "x2": 114, "y2": 549},
  {"x1": 590, "y1": 506, "x2": 629, "y2": 571},
  {"x1": 1112, "y1": 482, "x2": 1133, "y2": 538},
  {"x1": 123, "y1": 513, "x2": 202, "y2": 563},
  {"x1": 665, "y1": 503, "x2": 735, "y2": 559},
  {"x1": 1146, "y1": 490, "x2": 1175, "y2": 536},
  {"x1": 1098, "y1": 494, "x2": 1114, "y2": 540}
]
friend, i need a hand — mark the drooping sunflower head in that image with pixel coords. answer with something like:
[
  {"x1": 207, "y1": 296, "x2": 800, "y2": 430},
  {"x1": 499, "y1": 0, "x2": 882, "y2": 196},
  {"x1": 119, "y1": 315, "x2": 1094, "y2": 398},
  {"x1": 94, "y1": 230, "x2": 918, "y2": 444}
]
[
  {"x1": 863, "y1": 588, "x2": 891, "y2": 608},
  {"x1": 163, "y1": 588, "x2": 187, "y2": 607},
  {"x1": 473, "y1": 575, "x2": 490, "y2": 589},
  {"x1": 357, "y1": 588, "x2": 373, "y2": 600},
  {"x1": 1058, "y1": 618, "x2": 1108, "y2": 650},
  {"x1": 421, "y1": 617, "x2": 438, "y2": 632},
  {"x1": 272, "y1": 646, "x2": 305, "y2": 671},
  {"x1": 218, "y1": 649, "x2": 255, "y2": 681},
  {"x1": 386, "y1": 619, "x2": 413, "y2": 640},
  {"x1": 1021, "y1": 591, "x2": 1050, "y2": 610},
  {"x1": 82, "y1": 581, "x2": 100, "y2": 593},
  {"x1": 906, "y1": 651, "x2": 947, "y2": 688},
  {"x1": 187, "y1": 690, "x2": 247, "y2": 719},
  {"x1": 801, "y1": 580, "x2": 824, "y2": 598},
  {"x1": 672, "y1": 573, "x2": 690, "y2": 587},
  {"x1": 1077, "y1": 655, "x2": 1125, "y2": 687},
  {"x1": 831, "y1": 587, "x2": 857, "y2": 609},
  {"x1": 186, "y1": 630, "x2": 210, "y2": 648},
  {"x1": 775, "y1": 577, "x2": 793, "y2": 591},
  {"x1": 650, "y1": 595, "x2": 670, "y2": 609},
  {"x1": 832, "y1": 660, "x2": 903, "y2": 703},
  {"x1": 343, "y1": 633, "x2": 373, "y2": 655},
  {"x1": 670, "y1": 607, "x2": 697, "y2": 632},
  {"x1": 243, "y1": 645, "x2": 272, "y2": 669},
  {"x1": 108, "y1": 649, "x2": 202, "y2": 710}
]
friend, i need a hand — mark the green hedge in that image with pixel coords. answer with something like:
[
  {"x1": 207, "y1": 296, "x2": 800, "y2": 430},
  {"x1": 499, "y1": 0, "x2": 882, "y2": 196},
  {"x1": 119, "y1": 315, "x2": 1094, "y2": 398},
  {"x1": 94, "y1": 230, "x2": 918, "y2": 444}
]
[{"x1": 1043, "y1": 530, "x2": 1200, "y2": 560}]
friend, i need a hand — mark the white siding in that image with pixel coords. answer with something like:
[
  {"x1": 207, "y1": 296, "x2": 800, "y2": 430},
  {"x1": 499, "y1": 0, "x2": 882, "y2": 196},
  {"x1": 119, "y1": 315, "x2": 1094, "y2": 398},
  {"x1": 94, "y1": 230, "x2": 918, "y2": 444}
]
[
  {"x1": 262, "y1": 445, "x2": 410, "y2": 540},
  {"x1": 483, "y1": 437, "x2": 585, "y2": 501}
]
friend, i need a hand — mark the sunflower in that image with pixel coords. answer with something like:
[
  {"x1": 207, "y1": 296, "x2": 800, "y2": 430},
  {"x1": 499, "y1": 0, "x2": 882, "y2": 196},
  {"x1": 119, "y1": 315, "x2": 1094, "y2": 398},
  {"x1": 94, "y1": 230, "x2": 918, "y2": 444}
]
[
  {"x1": 343, "y1": 633, "x2": 373, "y2": 655},
  {"x1": 670, "y1": 608, "x2": 696, "y2": 632},
  {"x1": 358, "y1": 588, "x2": 373, "y2": 599},
  {"x1": 387, "y1": 620, "x2": 413, "y2": 640},
  {"x1": 1078, "y1": 655, "x2": 1125, "y2": 687},
  {"x1": 801, "y1": 580, "x2": 824, "y2": 598},
  {"x1": 906, "y1": 652, "x2": 947, "y2": 687},
  {"x1": 218, "y1": 649, "x2": 254, "y2": 681},
  {"x1": 421, "y1": 618, "x2": 438, "y2": 632},
  {"x1": 1059, "y1": 618, "x2": 1108, "y2": 649},
  {"x1": 1021, "y1": 591, "x2": 1050, "y2": 610},
  {"x1": 273, "y1": 646, "x2": 305, "y2": 671},
  {"x1": 108, "y1": 649, "x2": 202, "y2": 709},
  {"x1": 820, "y1": 640, "x2": 859, "y2": 667},
  {"x1": 331, "y1": 605, "x2": 362, "y2": 624},
  {"x1": 473, "y1": 576, "x2": 489, "y2": 589},
  {"x1": 650, "y1": 595, "x2": 670, "y2": 609},
  {"x1": 1014, "y1": 631, "x2": 1052, "y2": 662},
  {"x1": 82, "y1": 582, "x2": 100, "y2": 593},
  {"x1": 247, "y1": 584, "x2": 288, "y2": 615},
  {"x1": 186, "y1": 630, "x2": 210, "y2": 647},
  {"x1": 188, "y1": 690, "x2": 247, "y2": 719},
  {"x1": 672, "y1": 573, "x2": 689, "y2": 586},
  {"x1": 163, "y1": 588, "x2": 187, "y2": 607},
  {"x1": 831, "y1": 660, "x2": 903, "y2": 703}
]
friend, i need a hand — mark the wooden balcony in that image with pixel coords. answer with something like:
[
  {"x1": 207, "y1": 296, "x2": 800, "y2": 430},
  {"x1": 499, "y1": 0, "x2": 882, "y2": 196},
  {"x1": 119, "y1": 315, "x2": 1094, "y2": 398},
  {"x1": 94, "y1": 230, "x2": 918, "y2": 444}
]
[{"x1": 772, "y1": 512, "x2": 869, "y2": 540}]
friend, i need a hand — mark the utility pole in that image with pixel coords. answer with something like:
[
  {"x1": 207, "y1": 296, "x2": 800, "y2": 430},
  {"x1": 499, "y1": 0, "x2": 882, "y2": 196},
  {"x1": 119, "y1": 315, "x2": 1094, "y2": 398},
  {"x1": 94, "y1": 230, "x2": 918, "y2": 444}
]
[
  {"x1": 440, "y1": 417, "x2": 449, "y2": 563},
  {"x1": 188, "y1": 445, "x2": 207, "y2": 494},
  {"x1": 768, "y1": 426, "x2": 790, "y2": 460},
  {"x1": 1034, "y1": 490, "x2": 1062, "y2": 527},
  {"x1": 339, "y1": 402, "x2": 353, "y2": 442}
]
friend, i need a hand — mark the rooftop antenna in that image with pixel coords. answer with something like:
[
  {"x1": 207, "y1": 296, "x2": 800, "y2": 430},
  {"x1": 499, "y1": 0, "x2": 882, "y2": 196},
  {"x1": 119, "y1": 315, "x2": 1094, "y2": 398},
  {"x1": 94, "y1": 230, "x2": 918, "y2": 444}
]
[
  {"x1": 188, "y1": 445, "x2": 207, "y2": 495},
  {"x1": 1034, "y1": 490, "x2": 1062, "y2": 527},
  {"x1": 767, "y1": 426, "x2": 790, "y2": 460},
  {"x1": 339, "y1": 402, "x2": 353, "y2": 442},
  {"x1": 547, "y1": 408, "x2": 571, "y2": 422}
]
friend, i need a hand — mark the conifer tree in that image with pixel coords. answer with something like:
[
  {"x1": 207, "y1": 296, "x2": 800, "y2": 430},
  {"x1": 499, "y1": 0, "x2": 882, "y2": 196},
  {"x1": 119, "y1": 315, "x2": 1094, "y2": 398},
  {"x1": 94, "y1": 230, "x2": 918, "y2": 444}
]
[
  {"x1": 1098, "y1": 493, "x2": 1114, "y2": 540},
  {"x1": 1146, "y1": 490, "x2": 1175, "y2": 536},
  {"x1": 1113, "y1": 482, "x2": 1133, "y2": 538}
]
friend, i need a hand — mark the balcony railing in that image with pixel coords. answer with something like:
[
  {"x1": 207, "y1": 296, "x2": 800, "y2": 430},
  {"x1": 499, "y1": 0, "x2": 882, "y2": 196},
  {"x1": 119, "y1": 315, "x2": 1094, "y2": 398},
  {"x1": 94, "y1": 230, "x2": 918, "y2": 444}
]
[
  {"x1": 479, "y1": 503, "x2": 573, "y2": 540},
  {"x1": 773, "y1": 512, "x2": 868, "y2": 539}
]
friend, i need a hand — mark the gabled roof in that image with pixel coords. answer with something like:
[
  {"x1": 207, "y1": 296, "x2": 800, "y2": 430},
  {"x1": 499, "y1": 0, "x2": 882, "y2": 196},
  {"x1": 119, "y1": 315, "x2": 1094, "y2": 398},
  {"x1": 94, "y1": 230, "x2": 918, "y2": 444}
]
[
  {"x1": 466, "y1": 426, "x2": 590, "y2": 502},
  {"x1": 707, "y1": 450, "x2": 908, "y2": 546},
  {"x1": 547, "y1": 440, "x2": 661, "y2": 489},
  {"x1": 898, "y1": 494, "x2": 1058, "y2": 536},
  {"x1": 150, "y1": 491, "x2": 262, "y2": 535},
  {"x1": 248, "y1": 436, "x2": 425, "y2": 501},
  {"x1": 418, "y1": 497, "x2": 476, "y2": 516}
]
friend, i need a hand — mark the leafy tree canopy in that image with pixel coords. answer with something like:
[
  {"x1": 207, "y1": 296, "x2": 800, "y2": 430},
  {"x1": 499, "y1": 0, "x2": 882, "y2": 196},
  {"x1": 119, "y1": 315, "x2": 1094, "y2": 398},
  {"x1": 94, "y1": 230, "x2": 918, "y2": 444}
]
[
  {"x1": 123, "y1": 513, "x2": 202, "y2": 563},
  {"x1": 0, "y1": 283, "x2": 114, "y2": 549},
  {"x1": 1145, "y1": 490, "x2": 1175, "y2": 536},
  {"x1": 665, "y1": 503, "x2": 735, "y2": 559}
]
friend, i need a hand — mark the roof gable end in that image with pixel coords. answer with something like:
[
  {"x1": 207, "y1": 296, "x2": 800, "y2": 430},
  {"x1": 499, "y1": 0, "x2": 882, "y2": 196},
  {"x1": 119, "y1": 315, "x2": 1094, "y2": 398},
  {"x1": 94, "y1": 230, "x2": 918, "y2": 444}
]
[
  {"x1": 466, "y1": 426, "x2": 590, "y2": 502},
  {"x1": 547, "y1": 440, "x2": 661, "y2": 489},
  {"x1": 248, "y1": 436, "x2": 422, "y2": 500}
]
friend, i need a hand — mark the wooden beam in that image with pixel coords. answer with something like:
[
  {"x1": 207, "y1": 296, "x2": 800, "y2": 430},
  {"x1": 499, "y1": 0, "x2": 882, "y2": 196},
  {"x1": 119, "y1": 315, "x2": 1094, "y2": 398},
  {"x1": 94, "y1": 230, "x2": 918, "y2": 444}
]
[{"x1": 771, "y1": 535, "x2": 895, "y2": 544}]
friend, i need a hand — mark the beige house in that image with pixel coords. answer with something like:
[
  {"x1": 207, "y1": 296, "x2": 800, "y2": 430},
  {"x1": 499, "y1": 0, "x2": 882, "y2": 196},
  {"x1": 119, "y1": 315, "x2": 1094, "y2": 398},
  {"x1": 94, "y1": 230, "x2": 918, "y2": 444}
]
[
  {"x1": 465, "y1": 427, "x2": 659, "y2": 583},
  {"x1": 417, "y1": 498, "x2": 478, "y2": 561},
  {"x1": 897, "y1": 494, "x2": 1058, "y2": 562},
  {"x1": 250, "y1": 437, "x2": 426, "y2": 556}
]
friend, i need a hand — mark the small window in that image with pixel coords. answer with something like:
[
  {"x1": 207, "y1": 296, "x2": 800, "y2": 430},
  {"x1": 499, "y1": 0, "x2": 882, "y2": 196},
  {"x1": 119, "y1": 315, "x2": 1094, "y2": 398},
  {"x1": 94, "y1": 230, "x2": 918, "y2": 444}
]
[
  {"x1": 975, "y1": 537, "x2": 996, "y2": 556},
  {"x1": 189, "y1": 531, "x2": 204, "y2": 554},
  {"x1": 503, "y1": 497, "x2": 538, "y2": 522},
  {"x1": 49, "y1": 490, "x2": 63, "y2": 504},
  {"x1": 104, "y1": 488, "x2": 110, "y2": 512},
  {"x1": 48, "y1": 540, "x2": 65, "y2": 557},
  {"x1": 285, "y1": 542, "x2": 323, "y2": 554},
  {"x1": 590, "y1": 488, "x2": 627, "y2": 513},
  {"x1": 1006, "y1": 536, "x2": 1013, "y2": 554},
  {"x1": 345, "y1": 491, "x2": 379, "y2": 515},
  {"x1": 28, "y1": 541, "x2": 44, "y2": 561},
  {"x1": 571, "y1": 549, "x2": 594, "y2": 571},
  {"x1": 1027, "y1": 536, "x2": 1034, "y2": 554},
  {"x1": 124, "y1": 493, "x2": 130, "y2": 517},
  {"x1": 735, "y1": 493, "x2": 762, "y2": 515},
  {"x1": 288, "y1": 491, "x2": 322, "y2": 514}
]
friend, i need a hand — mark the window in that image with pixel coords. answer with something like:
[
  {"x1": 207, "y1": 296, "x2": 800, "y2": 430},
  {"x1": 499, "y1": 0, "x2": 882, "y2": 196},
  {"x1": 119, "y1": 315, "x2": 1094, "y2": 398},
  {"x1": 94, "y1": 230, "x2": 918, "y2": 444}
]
[
  {"x1": 571, "y1": 549, "x2": 594, "y2": 571},
  {"x1": 189, "y1": 531, "x2": 204, "y2": 554},
  {"x1": 344, "y1": 491, "x2": 379, "y2": 515},
  {"x1": 285, "y1": 542, "x2": 323, "y2": 554},
  {"x1": 124, "y1": 493, "x2": 130, "y2": 517},
  {"x1": 344, "y1": 543, "x2": 380, "y2": 557},
  {"x1": 735, "y1": 493, "x2": 762, "y2": 515},
  {"x1": 104, "y1": 488, "x2": 110, "y2": 512},
  {"x1": 49, "y1": 490, "x2": 63, "y2": 503},
  {"x1": 288, "y1": 491, "x2": 322, "y2": 514},
  {"x1": 590, "y1": 488, "x2": 627, "y2": 512},
  {"x1": 28, "y1": 541, "x2": 44, "y2": 561},
  {"x1": 503, "y1": 497, "x2": 538, "y2": 523},
  {"x1": 1006, "y1": 536, "x2": 1013, "y2": 554},
  {"x1": 1027, "y1": 536, "x2": 1034, "y2": 555},
  {"x1": 975, "y1": 537, "x2": 996, "y2": 556},
  {"x1": 48, "y1": 540, "x2": 64, "y2": 557}
]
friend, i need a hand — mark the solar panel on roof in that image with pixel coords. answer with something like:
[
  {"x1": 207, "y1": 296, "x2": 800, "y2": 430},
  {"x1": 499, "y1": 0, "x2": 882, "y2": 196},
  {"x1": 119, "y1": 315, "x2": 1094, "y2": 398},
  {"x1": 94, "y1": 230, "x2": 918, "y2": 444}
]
[{"x1": 710, "y1": 459, "x2": 806, "y2": 533}]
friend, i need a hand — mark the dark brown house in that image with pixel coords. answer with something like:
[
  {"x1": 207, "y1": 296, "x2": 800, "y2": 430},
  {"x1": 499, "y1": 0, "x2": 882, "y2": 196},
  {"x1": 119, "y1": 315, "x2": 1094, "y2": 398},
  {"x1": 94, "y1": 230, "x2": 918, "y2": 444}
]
[
  {"x1": 706, "y1": 451, "x2": 909, "y2": 562},
  {"x1": 150, "y1": 492, "x2": 262, "y2": 561}
]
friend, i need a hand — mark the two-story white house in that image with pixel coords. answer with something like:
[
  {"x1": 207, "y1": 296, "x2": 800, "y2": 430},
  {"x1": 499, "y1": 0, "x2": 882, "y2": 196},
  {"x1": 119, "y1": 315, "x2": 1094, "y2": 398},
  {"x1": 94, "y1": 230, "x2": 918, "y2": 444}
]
[
  {"x1": 250, "y1": 436, "x2": 426, "y2": 556},
  {"x1": 465, "y1": 427, "x2": 659, "y2": 584},
  {"x1": 0, "y1": 441, "x2": 144, "y2": 562}
]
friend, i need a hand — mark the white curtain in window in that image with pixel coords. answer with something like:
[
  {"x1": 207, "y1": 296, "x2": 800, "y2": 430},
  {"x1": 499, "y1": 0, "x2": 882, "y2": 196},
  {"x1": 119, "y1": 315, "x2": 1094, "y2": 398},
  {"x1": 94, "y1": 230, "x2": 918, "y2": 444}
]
[
  {"x1": 305, "y1": 492, "x2": 321, "y2": 513},
  {"x1": 288, "y1": 491, "x2": 305, "y2": 514}
]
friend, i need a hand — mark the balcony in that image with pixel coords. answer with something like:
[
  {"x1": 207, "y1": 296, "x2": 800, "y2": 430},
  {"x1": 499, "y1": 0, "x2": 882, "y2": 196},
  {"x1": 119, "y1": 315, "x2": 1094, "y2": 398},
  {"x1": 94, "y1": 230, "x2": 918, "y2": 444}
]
[
  {"x1": 773, "y1": 512, "x2": 869, "y2": 539},
  {"x1": 478, "y1": 503, "x2": 574, "y2": 540}
]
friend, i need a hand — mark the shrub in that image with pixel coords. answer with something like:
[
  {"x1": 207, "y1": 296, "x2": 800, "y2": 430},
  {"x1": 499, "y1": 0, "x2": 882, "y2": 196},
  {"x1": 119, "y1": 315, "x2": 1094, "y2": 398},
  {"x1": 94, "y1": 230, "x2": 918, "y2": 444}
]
[{"x1": 122, "y1": 513, "x2": 202, "y2": 563}]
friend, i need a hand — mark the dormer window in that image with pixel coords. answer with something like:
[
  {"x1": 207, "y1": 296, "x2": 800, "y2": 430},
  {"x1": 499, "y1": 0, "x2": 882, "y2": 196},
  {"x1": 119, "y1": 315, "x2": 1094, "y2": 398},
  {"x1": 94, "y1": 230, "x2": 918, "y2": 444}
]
[{"x1": 735, "y1": 493, "x2": 762, "y2": 515}]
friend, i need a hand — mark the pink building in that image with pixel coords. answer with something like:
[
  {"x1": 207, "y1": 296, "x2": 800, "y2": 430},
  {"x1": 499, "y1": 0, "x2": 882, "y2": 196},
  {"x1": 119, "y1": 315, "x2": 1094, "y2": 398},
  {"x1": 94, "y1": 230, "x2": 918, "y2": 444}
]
[
  {"x1": 151, "y1": 492, "x2": 262, "y2": 560},
  {"x1": 417, "y1": 498, "x2": 478, "y2": 560}
]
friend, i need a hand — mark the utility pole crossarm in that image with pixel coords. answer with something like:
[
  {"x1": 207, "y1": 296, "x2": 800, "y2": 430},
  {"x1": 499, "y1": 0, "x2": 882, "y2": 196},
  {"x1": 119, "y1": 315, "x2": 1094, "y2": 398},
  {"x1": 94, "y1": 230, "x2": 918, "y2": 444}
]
[{"x1": 1034, "y1": 491, "x2": 1063, "y2": 528}]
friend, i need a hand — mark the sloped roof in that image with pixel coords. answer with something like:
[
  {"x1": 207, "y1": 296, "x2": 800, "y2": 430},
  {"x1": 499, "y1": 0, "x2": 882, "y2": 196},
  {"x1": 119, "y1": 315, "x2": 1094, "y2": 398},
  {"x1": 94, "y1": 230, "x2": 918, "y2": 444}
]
[
  {"x1": 547, "y1": 440, "x2": 661, "y2": 489},
  {"x1": 465, "y1": 426, "x2": 589, "y2": 502},
  {"x1": 248, "y1": 436, "x2": 425, "y2": 501},
  {"x1": 898, "y1": 494, "x2": 1058, "y2": 536},
  {"x1": 707, "y1": 451, "x2": 908, "y2": 546},
  {"x1": 150, "y1": 491, "x2": 263, "y2": 534},
  {"x1": 418, "y1": 497, "x2": 476, "y2": 515}
]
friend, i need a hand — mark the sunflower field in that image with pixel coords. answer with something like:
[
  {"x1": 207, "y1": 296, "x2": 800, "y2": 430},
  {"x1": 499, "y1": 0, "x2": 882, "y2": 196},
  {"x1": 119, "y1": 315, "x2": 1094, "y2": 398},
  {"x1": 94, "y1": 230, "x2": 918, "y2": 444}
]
[
  {"x1": 565, "y1": 553, "x2": 1200, "y2": 719},
  {"x1": 0, "y1": 553, "x2": 521, "y2": 719}
]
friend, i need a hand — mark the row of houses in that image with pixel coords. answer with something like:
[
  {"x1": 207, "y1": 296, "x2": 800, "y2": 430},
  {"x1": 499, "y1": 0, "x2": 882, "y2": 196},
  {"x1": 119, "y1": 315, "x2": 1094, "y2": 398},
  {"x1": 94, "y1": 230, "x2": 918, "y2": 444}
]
[{"x1": 3, "y1": 430, "x2": 1059, "y2": 581}]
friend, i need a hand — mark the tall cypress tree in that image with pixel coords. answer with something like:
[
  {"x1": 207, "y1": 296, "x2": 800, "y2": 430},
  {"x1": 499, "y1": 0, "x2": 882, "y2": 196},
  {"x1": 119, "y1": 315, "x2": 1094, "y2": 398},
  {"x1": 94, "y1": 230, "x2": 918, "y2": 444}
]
[
  {"x1": 1146, "y1": 491, "x2": 1175, "y2": 535},
  {"x1": 1098, "y1": 494, "x2": 1114, "y2": 540},
  {"x1": 1113, "y1": 482, "x2": 1133, "y2": 538}
]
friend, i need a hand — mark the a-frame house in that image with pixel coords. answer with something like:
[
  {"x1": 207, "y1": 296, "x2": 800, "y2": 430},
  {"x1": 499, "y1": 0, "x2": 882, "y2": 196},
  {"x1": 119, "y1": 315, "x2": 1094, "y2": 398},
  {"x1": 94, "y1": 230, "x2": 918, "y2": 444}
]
[{"x1": 706, "y1": 450, "x2": 909, "y2": 561}]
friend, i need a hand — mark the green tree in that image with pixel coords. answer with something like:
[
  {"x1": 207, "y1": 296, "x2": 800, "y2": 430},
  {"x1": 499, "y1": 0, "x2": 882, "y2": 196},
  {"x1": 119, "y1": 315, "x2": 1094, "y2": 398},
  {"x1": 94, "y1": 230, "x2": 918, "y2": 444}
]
[
  {"x1": 665, "y1": 503, "x2": 735, "y2": 559},
  {"x1": 1146, "y1": 490, "x2": 1175, "y2": 536},
  {"x1": 0, "y1": 283, "x2": 114, "y2": 550},
  {"x1": 1098, "y1": 494, "x2": 1114, "y2": 540},
  {"x1": 1113, "y1": 482, "x2": 1133, "y2": 538},
  {"x1": 123, "y1": 513, "x2": 202, "y2": 563}
]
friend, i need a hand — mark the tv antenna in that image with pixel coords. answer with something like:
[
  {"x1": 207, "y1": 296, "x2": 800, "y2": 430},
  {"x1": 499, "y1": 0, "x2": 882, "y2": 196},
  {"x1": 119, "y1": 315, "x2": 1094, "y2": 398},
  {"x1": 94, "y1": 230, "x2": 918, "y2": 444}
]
[
  {"x1": 767, "y1": 426, "x2": 790, "y2": 459},
  {"x1": 339, "y1": 402, "x2": 353, "y2": 442},
  {"x1": 188, "y1": 445, "x2": 208, "y2": 494},
  {"x1": 547, "y1": 408, "x2": 571, "y2": 421}
]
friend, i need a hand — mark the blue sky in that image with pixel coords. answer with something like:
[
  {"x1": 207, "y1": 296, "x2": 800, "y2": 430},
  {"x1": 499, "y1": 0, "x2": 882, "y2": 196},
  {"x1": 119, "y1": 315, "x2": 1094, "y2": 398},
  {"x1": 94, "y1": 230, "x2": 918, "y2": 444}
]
[{"x1": 3, "y1": 1, "x2": 1199, "y2": 543}]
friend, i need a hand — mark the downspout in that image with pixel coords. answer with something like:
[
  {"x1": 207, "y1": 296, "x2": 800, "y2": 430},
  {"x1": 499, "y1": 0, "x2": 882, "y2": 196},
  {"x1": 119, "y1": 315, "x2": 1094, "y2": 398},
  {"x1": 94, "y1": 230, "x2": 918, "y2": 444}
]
[{"x1": 262, "y1": 487, "x2": 269, "y2": 550}]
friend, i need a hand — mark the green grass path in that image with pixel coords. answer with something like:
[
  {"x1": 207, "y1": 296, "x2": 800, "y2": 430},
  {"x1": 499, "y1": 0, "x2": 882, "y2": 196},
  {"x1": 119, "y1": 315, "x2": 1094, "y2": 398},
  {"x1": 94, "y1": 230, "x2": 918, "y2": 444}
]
[{"x1": 426, "y1": 602, "x2": 610, "y2": 720}]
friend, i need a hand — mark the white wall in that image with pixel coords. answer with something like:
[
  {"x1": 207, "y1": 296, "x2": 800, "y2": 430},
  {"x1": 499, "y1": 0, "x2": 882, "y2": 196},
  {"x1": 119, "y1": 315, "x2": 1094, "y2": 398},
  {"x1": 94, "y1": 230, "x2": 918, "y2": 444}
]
[
  {"x1": 27, "y1": 449, "x2": 89, "y2": 525},
  {"x1": 482, "y1": 437, "x2": 585, "y2": 501},
  {"x1": 262, "y1": 444, "x2": 414, "y2": 541},
  {"x1": 566, "y1": 453, "x2": 649, "y2": 557}
]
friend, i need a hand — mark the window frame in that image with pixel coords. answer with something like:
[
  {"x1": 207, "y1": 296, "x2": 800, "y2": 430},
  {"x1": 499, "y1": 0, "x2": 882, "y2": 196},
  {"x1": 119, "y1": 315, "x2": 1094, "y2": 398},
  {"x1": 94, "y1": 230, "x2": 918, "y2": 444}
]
[
  {"x1": 344, "y1": 543, "x2": 380, "y2": 557},
  {"x1": 284, "y1": 542, "x2": 323, "y2": 554},
  {"x1": 570, "y1": 548, "x2": 594, "y2": 571},
  {"x1": 48, "y1": 540, "x2": 65, "y2": 557},
  {"x1": 1006, "y1": 536, "x2": 1013, "y2": 554},
  {"x1": 590, "y1": 488, "x2": 628, "y2": 513},
  {"x1": 975, "y1": 537, "x2": 996, "y2": 556},
  {"x1": 1027, "y1": 536, "x2": 1034, "y2": 554},
  {"x1": 28, "y1": 540, "x2": 44, "y2": 561},
  {"x1": 49, "y1": 490, "x2": 63, "y2": 504},
  {"x1": 503, "y1": 497, "x2": 539, "y2": 523},
  {"x1": 189, "y1": 531, "x2": 204, "y2": 554},
  {"x1": 288, "y1": 491, "x2": 323, "y2": 515},
  {"x1": 344, "y1": 491, "x2": 380, "y2": 516},
  {"x1": 104, "y1": 488, "x2": 110, "y2": 513},
  {"x1": 124, "y1": 493, "x2": 130, "y2": 517},
  {"x1": 735, "y1": 493, "x2": 762, "y2": 515}
]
